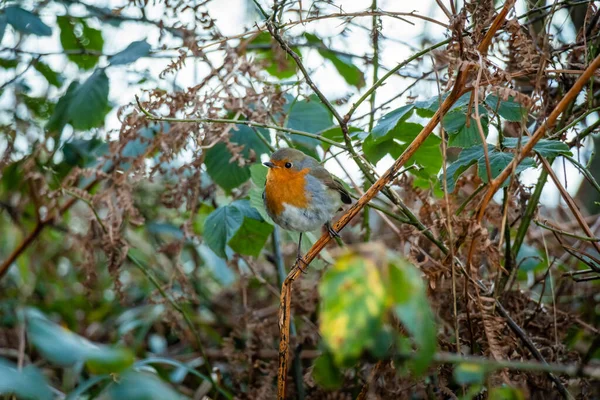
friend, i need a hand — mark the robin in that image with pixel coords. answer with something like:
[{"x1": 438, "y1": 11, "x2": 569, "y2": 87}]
[{"x1": 262, "y1": 148, "x2": 352, "y2": 263}]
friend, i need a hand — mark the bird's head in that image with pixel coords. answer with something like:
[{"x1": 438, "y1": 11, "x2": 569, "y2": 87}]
[{"x1": 263, "y1": 148, "x2": 317, "y2": 179}]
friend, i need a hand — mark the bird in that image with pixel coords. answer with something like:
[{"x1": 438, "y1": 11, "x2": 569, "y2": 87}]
[{"x1": 262, "y1": 148, "x2": 352, "y2": 265}]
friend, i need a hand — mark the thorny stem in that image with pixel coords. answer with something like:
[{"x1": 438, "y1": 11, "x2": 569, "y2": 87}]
[
  {"x1": 534, "y1": 219, "x2": 600, "y2": 242},
  {"x1": 564, "y1": 154, "x2": 600, "y2": 195},
  {"x1": 368, "y1": 0, "x2": 380, "y2": 133}
]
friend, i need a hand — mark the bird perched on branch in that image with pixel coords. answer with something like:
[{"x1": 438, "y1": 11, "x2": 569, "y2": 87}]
[{"x1": 262, "y1": 148, "x2": 352, "y2": 264}]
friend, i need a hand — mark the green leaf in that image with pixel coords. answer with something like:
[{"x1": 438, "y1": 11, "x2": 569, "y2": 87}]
[
  {"x1": 203, "y1": 204, "x2": 244, "y2": 258},
  {"x1": 62, "y1": 138, "x2": 108, "y2": 166},
  {"x1": 320, "y1": 50, "x2": 365, "y2": 88},
  {"x1": 68, "y1": 69, "x2": 110, "y2": 129},
  {"x1": 85, "y1": 348, "x2": 135, "y2": 375},
  {"x1": 363, "y1": 121, "x2": 441, "y2": 179},
  {"x1": 319, "y1": 251, "x2": 387, "y2": 366},
  {"x1": 204, "y1": 125, "x2": 270, "y2": 192},
  {"x1": 250, "y1": 32, "x2": 297, "y2": 79},
  {"x1": 305, "y1": 33, "x2": 365, "y2": 88},
  {"x1": 312, "y1": 352, "x2": 343, "y2": 389},
  {"x1": 482, "y1": 151, "x2": 536, "y2": 184},
  {"x1": 485, "y1": 94, "x2": 528, "y2": 121},
  {"x1": 46, "y1": 81, "x2": 78, "y2": 133},
  {"x1": 22, "y1": 95, "x2": 55, "y2": 119},
  {"x1": 46, "y1": 70, "x2": 110, "y2": 132},
  {"x1": 0, "y1": 14, "x2": 7, "y2": 44},
  {"x1": 25, "y1": 309, "x2": 134, "y2": 373},
  {"x1": 249, "y1": 164, "x2": 272, "y2": 223},
  {"x1": 109, "y1": 40, "x2": 151, "y2": 65},
  {"x1": 192, "y1": 203, "x2": 215, "y2": 236},
  {"x1": 489, "y1": 386, "x2": 526, "y2": 400},
  {"x1": 448, "y1": 115, "x2": 488, "y2": 148},
  {"x1": 442, "y1": 145, "x2": 536, "y2": 192},
  {"x1": 443, "y1": 145, "x2": 487, "y2": 192},
  {"x1": 0, "y1": 358, "x2": 52, "y2": 400},
  {"x1": 284, "y1": 96, "x2": 333, "y2": 155},
  {"x1": 33, "y1": 61, "x2": 63, "y2": 87},
  {"x1": 228, "y1": 217, "x2": 273, "y2": 257},
  {"x1": 389, "y1": 257, "x2": 436, "y2": 375},
  {"x1": 57, "y1": 16, "x2": 103, "y2": 70},
  {"x1": 454, "y1": 362, "x2": 485, "y2": 385},
  {"x1": 100, "y1": 371, "x2": 185, "y2": 400},
  {"x1": 363, "y1": 121, "x2": 422, "y2": 164},
  {"x1": 502, "y1": 137, "x2": 572, "y2": 158},
  {"x1": 0, "y1": 58, "x2": 18, "y2": 69},
  {"x1": 320, "y1": 126, "x2": 367, "y2": 152},
  {"x1": 371, "y1": 104, "x2": 414, "y2": 141},
  {"x1": 5, "y1": 6, "x2": 52, "y2": 36}
]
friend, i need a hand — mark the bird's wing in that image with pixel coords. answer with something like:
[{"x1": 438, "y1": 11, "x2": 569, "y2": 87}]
[{"x1": 309, "y1": 167, "x2": 352, "y2": 204}]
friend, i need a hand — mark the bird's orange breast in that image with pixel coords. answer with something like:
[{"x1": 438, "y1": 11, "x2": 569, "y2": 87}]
[{"x1": 264, "y1": 168, "x2": 311, "y2": 216}]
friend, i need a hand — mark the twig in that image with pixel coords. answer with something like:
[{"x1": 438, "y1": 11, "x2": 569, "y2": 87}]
[
  {"x1": 538, "y1": 155, "x2": 600, "y2": 254},
  {"x1": 534, "y1": 219, "x2": 600, "y2": 242},
  {"x1": 495, "y1": 301, "x2": 573, "y2": 399},
  {"x1": 0, "y1": 177, "x2": 100, "y2": 280},
  {"x1": 469, "y1": 53, "x2": 600, "y2": 286},
  {"x1": 135, "y1": 96, "x2": 347, "y2": 150}
]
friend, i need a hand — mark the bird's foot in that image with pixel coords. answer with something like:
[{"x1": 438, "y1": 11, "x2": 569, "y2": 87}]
[
  {"x1": 326, "y1": 223, "x2": 340, "y2": 238},
  {"x1": 295, "y1": 254, "x2": 308, "y2": 273}
]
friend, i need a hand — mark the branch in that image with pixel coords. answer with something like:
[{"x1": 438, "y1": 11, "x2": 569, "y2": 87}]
[
  {"x1": 275, "y1": 2, "x2": 515, "y2": 396},
  {"x1": 135, "y1": 96, "x2": 347, "y2": 150}
]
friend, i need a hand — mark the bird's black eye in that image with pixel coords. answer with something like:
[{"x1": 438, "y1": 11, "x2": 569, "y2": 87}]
[{"x1": 285, "y1": 162, "x2": 292, "y2": 169}]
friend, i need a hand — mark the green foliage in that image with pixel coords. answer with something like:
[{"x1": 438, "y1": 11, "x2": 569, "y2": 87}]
[
  {"x1": 46, "y1": 69, "x2": 110, "y2": 133},
  {"x1": 370, "y1": 104, "x2": 414, "y2": 141},
  {"x1": 389, "y1": 257, "x2": 437, "y2": 375},
  {"x1": 319, "y1": 126, "x2": 367, "y2": 151},
  {"x1": 284, "y1": 96, "x2": 334, "y2": 157},
  {"x1": 57, "y1": 16, "x2": 104, "y2": 70},
  {"x1": 203, "y1": 200, "x2": 269, "y2": 259},
  {"x1": 443, "y1": 106, "x2": 488, "y2": 148},
  {"x1": 204, "y1": 125, "x2": 270, "y2": 192},
  {"x1": 312, "y1": 352, "x2": 343, "y2": 389},
  {"x1": 25, "y1": 309, "x2": 134, "y2": 373},
  {"x1": 0, "y1": 358, "x2": 52, "y2": 400},
  {"x1": 248, "y1": 164, "x2": 272, "y2": 223},
  {"x1": 485, "y1": 95, "x2": 528, "y2": 121},
  {"x1": 100, "y1": 371, "x2": 185, "y2": 400},
  {"x1": 4, "y1": 6, "x2": 52, "y2": 36},
  {"x1": 364, "y1": 120, "x2": 441, "y2": 179},
  {"x1": 317, "y1": 247, "x2": 436, "y2": 377},
  {"x1": 502, "y1": 137, "x2": 572, "y2": 158},
  {"x1": 442, "y1": 145, "x2": 536, "y2": 192},
  {"x1": 453, "y1": 362, "x2": 486, "y2": 385},
  {"x1": 109, "y1": 40, "x2": 152, "y2": 66},
  {"x1": 319, "y1": 251, "x2": 387, "y2": 366},
  {"x1": 62, "y1": 138, "x2": 108, "y2": 166},
  {"x1": 33, "y1": 60, "x2": 64, "y2": 87},
  {"x1": 305, "y1": 33, "x2": 365, "y2": 88},
  {"x1": 228, "y1": 217, "x2": 274, "y2": 257},
  {"x1": 249, "y1": 32, "x2": 298, "y2": 78}
]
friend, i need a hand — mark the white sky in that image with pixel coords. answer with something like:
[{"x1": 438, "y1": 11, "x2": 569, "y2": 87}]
[{"x1": 2, "y1": 0, "x2": 597, "y2": 208}]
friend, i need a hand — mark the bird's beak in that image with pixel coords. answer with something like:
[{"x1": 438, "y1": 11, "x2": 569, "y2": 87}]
[{"x1": 263, "y1": 161, "x2": 276, "y2": 168}]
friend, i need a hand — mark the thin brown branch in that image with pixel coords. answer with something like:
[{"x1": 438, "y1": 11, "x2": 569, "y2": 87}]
[{"x1": 275, "y1": 1, "x2": 515, "y2": 395}]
